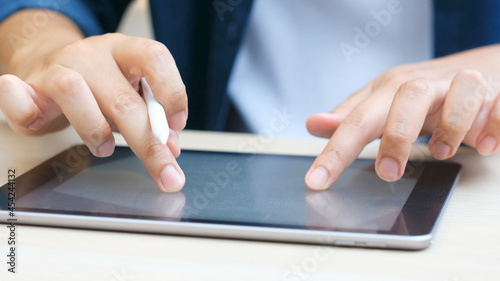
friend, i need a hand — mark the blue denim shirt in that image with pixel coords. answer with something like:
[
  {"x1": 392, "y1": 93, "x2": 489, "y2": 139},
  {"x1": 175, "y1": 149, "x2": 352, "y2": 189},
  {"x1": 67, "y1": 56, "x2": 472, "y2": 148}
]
[{"x1": 1, "y1": 0, "x2": 500, "y2": 130}]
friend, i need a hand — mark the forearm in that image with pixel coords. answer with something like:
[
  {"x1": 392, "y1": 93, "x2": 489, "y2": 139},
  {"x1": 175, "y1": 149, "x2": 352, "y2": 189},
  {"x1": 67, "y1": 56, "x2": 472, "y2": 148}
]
[{"x1": 0, "y1": 9, "x2": 84, "y2": 75}]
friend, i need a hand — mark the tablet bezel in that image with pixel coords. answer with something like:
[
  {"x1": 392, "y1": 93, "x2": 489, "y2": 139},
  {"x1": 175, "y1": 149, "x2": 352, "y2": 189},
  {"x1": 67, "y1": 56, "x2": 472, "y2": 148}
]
[{"x1": 0, "y1": 145, "x2": 461, "y2": 249}]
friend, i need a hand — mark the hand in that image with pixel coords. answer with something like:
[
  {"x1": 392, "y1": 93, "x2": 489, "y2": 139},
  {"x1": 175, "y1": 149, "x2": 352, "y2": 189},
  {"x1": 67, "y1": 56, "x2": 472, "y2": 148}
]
[
  {"x1": 0, "y1": 11, "x2": 187, "y2": 192},
  {"x1": 305, "y1": 45, "x2": 500, "y2": 190}
]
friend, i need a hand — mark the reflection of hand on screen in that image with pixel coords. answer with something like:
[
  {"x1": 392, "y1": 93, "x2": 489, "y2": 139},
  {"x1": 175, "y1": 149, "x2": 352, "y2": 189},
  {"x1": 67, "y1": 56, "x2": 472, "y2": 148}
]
[
  {"x1": 17, "y1": 158, "x2": 186, "y2": 221},
  {"x1": 155, "y1": 192, "x2": 185, "y2": 220},
  {"x1": 375, "y1": 206, "x2": 409, "y2": 235},
  {"x1": 304, "y1": 190, "x2": 367, "y2": 231},
  {"x1": 304, "y1": 189, "x2": 407, "y2": 233}
]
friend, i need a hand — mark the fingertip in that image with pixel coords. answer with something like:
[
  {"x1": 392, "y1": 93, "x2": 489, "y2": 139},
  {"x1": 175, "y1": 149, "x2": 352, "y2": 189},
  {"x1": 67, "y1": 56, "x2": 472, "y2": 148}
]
[
  {"x1": 305, "y1": 114, "x2": 321, "y2": 133},
  {"x1": 429, "y1": 141, "x2": 452, "y2": 160},
  {"x1": 477, "y1": 136, "x2": 498, "y2": 156},
  {"x1": 169, "y1": 111, "x2": 187, "y2": 131},
  {"x1": 0, "y1": 75, "x2": 43, "y2": 130},
  {"x1": 306, "y1": 113, "x2": 344, "y2": 138},
  {"x1": 376, "y1": 157, "x2": 401, "y2": 182},
  {"x1": 159, "y1": 165, "x2": 185, "y2": 192},
  {"x1": 305, "y1": 166, "x2": 330, "y2": 190},
  {"x1": 95, "y1": 137, "x2": 115, "y2": 157}
]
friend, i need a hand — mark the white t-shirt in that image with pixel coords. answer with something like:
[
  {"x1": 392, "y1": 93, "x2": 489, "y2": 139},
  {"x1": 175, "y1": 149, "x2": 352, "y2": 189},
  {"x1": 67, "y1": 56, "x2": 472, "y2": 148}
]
[{"x1": 227, "y1": 0, "x2": 433, "y2": 138}]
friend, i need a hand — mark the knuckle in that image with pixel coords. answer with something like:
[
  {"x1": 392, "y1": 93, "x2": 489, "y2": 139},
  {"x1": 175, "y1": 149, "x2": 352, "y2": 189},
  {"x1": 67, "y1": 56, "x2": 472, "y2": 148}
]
[
  {"x1": 111, "y1": 91, "x2": 143, "y2": 116},
  {"x1": 53, "y1": 70, "x2": 84, "y2": 95},
  {"x1": 386, "y1": 74, "x2": 409, "y2": 86},
  {"x1": 321, "y1": 145, "x2": 346, "y2": 168},
  {"x1": 100, "y1": 32, "x2": 124, "y2": 41},
  {"x1": 384, "y1": 129, "x2": 413, "y2": 145},
  {"x1": 438, "y1": 120, "x2": 463, "y2": 137},
  {"x1": 166, "y1": 83, "x2": 187, "y2": 109},
  {"x1": 143, "y1": 138, "x2": 165, "y2": 160},
  {"x1": 399, "y1": 80, "x2": 431, "y2": 98},
  {"x1": 141, "y1": 41, "x2": 171, "y2": 63},
  {"x1": 66, "y1": 40, "x2": 92, "y2": 54},
  {"x1": 432, "y1": 127, "x2": 448, "y2": 140},
  {"x1": 379, "y1": 70, "x2": 410, "y2": 87},
  {"x1": 86, "y1": 121, "x2": 112, "y2": 147},
  {"x1": 455, "y1": 69, "x2": 483, "y2": 84},
  {"x1": 11, "y1": 106, "x2": 37, "y2": 126},
  {"x1": 56, "y1": 40, "x2": 95, "y2": 63}
]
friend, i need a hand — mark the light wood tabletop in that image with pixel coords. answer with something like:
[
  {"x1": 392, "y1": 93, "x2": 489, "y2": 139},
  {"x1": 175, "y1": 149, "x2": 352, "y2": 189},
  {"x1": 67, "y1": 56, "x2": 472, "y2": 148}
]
[{"x1": 0, "y1": 122, "x2": 499, "y2": 281}]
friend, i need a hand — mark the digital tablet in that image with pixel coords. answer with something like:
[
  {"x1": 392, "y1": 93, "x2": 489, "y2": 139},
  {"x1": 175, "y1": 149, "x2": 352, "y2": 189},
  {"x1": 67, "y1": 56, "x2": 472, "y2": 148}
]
[{"x1": 0, "y1": 145, "x2": 461, "y2": 250}]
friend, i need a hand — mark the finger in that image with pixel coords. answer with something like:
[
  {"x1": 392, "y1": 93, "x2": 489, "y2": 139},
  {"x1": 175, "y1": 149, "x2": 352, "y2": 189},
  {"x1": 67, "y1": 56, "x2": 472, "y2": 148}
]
[
  {"x1": 0, "y1": 74, "x2": 43, "y2": 132},
  {"x1": 306, "y1": 87, "x2": 371, "y2": 138},
  {"x1": 167, "y1": 129, "x2": 181, "y2": 158},
  {"x1": 305, "y1": 190, "x2": 343, "y2": 219},
  {"x1": 476, "y1": 92, "x2": 500, "y2": 155},
  {"x1": 376, "y1": 80, "x2": 435, "y2": 181},
  {"x1": 330, "y1": 85, "x2": 372, "y2": 116},
  {"x1": 112, "y1": 36, "x2": 188, "y2": 131},
  {"x1": 105, "y1": 116, "x2": 119, "y2": 132},
  {"x1": 429, "y1": 70, "x2": 487, "y2": 159},
  {"x1": 305, "y1": 95, "x2": 390, "y2": 190},
  {"x1": 304, "y1": 190, "x2": 342, "y2": 230},
  {"x1": 86, "y1": 59, "x2": 185, "y2": 192},
  {"x1": 38, "y1": 66, "x2": 115, "y2": 157},
  {"x1": 306, "y1": 113, "x2": 345, "y2": 138},
  {"x1": 156, "y1": 192, "x2": 185, "y2": 220}
]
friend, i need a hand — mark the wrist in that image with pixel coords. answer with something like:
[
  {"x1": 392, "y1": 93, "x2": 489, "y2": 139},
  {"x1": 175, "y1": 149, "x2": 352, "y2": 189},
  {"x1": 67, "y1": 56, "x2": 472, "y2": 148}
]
[
  {"x1": 8, "y1": 33, "x2": 82, "y2": 77},
  {"x1": 0, "y1": 9, "x2": 84, "y2": 75}
]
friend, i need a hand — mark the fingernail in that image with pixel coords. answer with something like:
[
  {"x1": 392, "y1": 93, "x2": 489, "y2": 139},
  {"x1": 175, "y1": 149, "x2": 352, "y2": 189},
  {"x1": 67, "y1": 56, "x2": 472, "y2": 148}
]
[
  {"x1": 306, "y1": 166, "x2": 329, "y2": 190},
  {"x1": 430, "y1": 141, "x2": 451, "y2": 159},
  {"x1": 160, "y1": 165, "x2": 184, "y2": 192},
  {"x1": 28, "y1": 118, "x2": 43, "y2": 130},
  {"x1": 478, "y1": 136, "x2": 497, "y2": 155},
  {"x1": 378, "y1": 158, "x2": 399, "y2": 181},
  {"x1": 96, "y1": 138, "x2": 115, "y2": 157},
  {"x1": 169, "y1": 111, "x2": 187, "y2": 131}
]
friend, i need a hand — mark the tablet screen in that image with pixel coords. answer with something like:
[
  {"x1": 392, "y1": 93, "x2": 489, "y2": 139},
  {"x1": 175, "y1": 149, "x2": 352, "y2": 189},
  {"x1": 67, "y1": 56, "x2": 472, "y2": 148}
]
[{"x1": 13, "y1": 147, "x2": 427, "y2": 233}]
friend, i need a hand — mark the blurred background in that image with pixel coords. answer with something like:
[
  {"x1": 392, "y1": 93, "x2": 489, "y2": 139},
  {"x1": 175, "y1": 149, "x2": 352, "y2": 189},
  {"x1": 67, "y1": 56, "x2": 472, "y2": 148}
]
[{"x1": 116, "y1": 0, "x2": 153, "y2": 39}]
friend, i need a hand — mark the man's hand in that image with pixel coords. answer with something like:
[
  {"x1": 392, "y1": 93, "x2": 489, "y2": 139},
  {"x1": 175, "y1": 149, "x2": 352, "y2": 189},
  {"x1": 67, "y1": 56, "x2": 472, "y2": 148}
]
[
  {"x1": 305, "y1": 45, "x2": 500, "y2": 190},
  {"x1": 0, "y1": 10, "x2": 187, "y2": 192}
]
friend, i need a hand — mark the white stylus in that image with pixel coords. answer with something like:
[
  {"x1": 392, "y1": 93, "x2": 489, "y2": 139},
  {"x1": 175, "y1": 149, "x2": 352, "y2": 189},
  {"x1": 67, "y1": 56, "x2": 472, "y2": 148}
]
[{"x1": 141, "y1": 77, "x2": 169, "y2": 145}]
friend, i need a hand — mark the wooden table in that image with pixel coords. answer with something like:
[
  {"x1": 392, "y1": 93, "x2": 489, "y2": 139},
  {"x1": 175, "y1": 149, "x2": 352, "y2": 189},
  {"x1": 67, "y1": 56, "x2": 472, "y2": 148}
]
[{"x1": 0, "y1": 122, "x2": 499, "y2": 281}]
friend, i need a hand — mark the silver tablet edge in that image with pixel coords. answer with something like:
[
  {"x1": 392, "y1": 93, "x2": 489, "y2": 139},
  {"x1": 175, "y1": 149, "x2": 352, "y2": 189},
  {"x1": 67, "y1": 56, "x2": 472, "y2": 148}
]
[
  {"x1": 0, "y1": 163, "x2": 461, "y2": 251},
  {"x1": 1, "y1": 211, "x2": 434, "y2": 250}
]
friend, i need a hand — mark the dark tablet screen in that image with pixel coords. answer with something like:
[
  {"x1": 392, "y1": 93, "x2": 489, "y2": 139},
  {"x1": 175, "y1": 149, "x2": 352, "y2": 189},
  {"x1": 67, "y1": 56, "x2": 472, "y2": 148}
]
[{"x1": 0, "y1": 146, "x2": 461, "y2": 236}]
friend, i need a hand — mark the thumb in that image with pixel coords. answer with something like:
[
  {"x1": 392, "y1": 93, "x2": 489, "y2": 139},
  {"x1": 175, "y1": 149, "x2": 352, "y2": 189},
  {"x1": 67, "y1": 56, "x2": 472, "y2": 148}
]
[
  {"x1": 306, "y1": 113, "x2": 346, "y2": 138},
  {"x1": 0, "y1": 74, "x2": 43, "y2": 134},
  {"x1": 307, "y1": 87, "x2": 370, "y2": 138}
]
